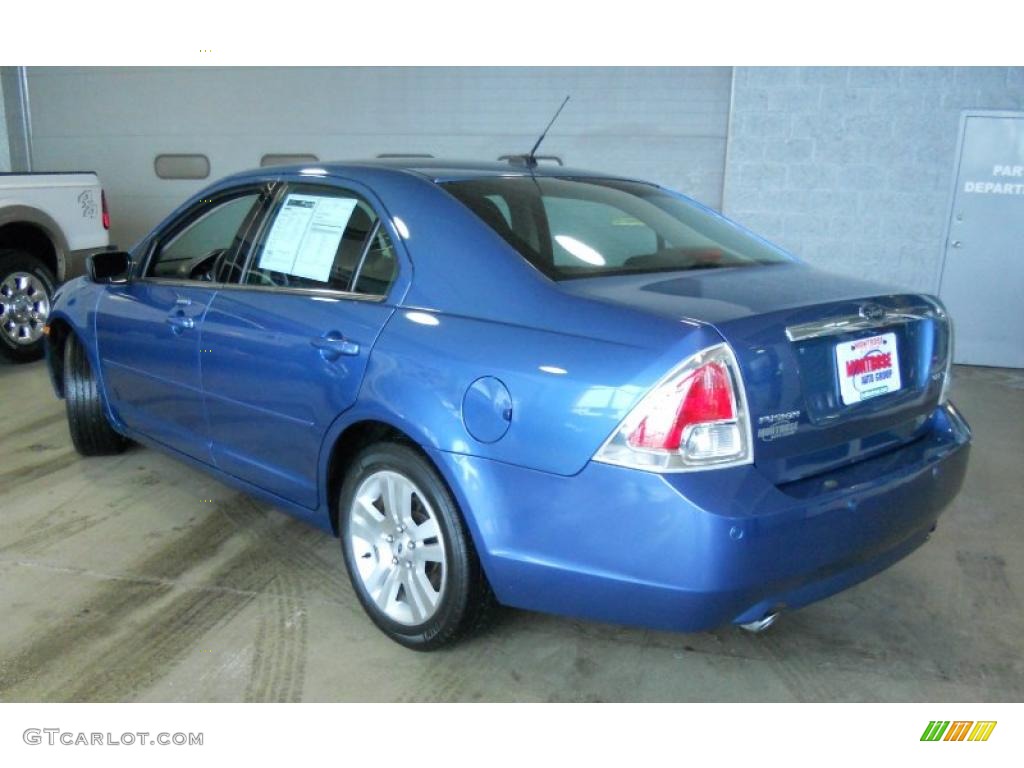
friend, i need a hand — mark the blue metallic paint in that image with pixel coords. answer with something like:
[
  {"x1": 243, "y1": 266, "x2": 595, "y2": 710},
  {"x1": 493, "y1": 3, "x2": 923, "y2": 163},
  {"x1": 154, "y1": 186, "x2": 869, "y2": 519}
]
[
  {"x1": 462, "y1": 376, "x2": 513, "y2": 444},
  {"x1": 429, "y1": 403, "x2": 969, "y2": 630},
  {"x1": 200, "y1": 287, "x2": 396, "y2": 507},
  {"x1": 45, "y1": 160, "x2": 972, "y2": 633},
  {"x1": 96, "y1": 283, "x2": 214, "y2": 460},
  {"x1": 561, "y1": 268, "x2": 953, "y2": 484}
]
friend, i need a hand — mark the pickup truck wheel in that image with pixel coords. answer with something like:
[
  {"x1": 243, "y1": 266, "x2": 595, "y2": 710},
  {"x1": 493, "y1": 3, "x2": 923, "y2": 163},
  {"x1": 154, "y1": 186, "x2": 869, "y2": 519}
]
[
  {"x1": 63, "y1": 332, "x2": 127, "y2": 456},
  {"x1": 339, "y1": 442, "x2": 497, "y2": 650},
  {"x1": 0, "y1": 249, "x2": 55, "y2": 363}
]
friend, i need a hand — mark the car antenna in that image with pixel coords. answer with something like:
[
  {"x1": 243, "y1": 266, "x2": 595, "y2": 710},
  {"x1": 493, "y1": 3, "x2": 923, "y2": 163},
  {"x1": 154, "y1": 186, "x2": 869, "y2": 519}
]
[{"x1": 526, "y1": 95, "x2": 570, "y2": 169}]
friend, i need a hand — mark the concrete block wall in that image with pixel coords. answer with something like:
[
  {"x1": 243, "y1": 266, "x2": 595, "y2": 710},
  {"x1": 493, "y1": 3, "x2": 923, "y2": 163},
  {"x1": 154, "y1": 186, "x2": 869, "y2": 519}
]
[{"x1": 723, "y1": 67, "x2": 1024, "y2": 292}]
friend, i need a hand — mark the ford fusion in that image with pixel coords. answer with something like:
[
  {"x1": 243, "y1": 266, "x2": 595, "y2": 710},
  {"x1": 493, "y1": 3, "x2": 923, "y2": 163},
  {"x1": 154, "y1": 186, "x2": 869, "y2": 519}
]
[{"x1": 44, "y1": 159, "x2": 970, "y2": 649}]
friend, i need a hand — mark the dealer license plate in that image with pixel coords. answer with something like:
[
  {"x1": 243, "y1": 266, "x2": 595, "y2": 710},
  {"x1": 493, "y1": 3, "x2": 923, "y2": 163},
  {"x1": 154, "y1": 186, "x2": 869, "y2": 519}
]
[{"x1": 835, "y1": 332, "x2": 902, "y2": 405}]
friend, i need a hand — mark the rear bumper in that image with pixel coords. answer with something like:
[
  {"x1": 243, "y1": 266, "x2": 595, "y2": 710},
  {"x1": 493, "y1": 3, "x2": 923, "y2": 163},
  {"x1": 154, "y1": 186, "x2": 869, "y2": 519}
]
[{"x1": 430, "y1": 402, "x2": 971, "y2": 632}]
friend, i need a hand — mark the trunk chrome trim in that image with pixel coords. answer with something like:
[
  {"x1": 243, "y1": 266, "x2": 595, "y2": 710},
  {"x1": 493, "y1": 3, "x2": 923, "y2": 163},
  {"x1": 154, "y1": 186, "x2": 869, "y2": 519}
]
[{"x1": 785, "y1": 310, "x2": 934, "y2": 342}]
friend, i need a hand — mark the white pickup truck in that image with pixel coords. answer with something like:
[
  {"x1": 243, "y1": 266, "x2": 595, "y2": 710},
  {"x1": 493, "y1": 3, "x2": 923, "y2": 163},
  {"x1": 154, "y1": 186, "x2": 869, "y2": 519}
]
[{"x1": 0, "y1": 172, "x2": 111, "y2": 362}]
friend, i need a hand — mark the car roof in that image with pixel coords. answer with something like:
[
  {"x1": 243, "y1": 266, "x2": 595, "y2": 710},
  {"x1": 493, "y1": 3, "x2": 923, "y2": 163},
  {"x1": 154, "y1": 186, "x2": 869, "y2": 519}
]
[{"x1": 226, "y1": 158, "x2": 643, "y2": 185}]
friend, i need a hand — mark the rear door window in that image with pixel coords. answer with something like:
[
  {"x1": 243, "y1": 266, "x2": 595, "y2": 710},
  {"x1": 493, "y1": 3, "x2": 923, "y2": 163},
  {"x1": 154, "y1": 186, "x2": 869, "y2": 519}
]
[
  {"x1": 244, "y1": 184, "x2": 396, "y2": 296},
  {"x1": 353, "y1": 226, "x2": 398, "y2": 296}
]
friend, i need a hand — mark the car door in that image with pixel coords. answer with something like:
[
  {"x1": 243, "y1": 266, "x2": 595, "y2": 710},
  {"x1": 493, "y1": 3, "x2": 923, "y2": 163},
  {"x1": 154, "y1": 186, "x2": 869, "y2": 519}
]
[
  {"x1": 201, "y1": 180, "x2": 401, "y2": 507},
  {"x1": 95, "y1": 187, "x2": 269, "y2": 460}
]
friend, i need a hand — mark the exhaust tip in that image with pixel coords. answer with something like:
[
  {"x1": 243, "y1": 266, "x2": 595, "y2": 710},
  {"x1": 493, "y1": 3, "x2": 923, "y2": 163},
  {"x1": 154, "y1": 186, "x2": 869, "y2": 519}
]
[{"x1": 739, "y1": 611, "x2": 780, "y2": 634}]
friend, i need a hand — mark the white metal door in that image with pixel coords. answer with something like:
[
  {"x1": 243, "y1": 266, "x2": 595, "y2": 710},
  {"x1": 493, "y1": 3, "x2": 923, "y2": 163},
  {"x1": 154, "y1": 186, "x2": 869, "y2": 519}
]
[{"x1": 939, "y1": 111, "x2": 1024, "y2": 368}]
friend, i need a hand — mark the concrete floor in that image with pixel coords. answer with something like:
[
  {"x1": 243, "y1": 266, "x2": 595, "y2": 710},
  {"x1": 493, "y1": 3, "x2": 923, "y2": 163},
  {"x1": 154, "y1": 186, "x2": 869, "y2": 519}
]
[{"x1": 0, "y1": 360, "x2": 1021, "y2": 702}]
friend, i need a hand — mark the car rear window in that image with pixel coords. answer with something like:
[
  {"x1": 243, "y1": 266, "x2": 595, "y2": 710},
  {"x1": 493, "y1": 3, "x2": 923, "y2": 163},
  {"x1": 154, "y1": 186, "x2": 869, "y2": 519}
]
[{"x1": 442, "y1": 177, "x2": 789, "y2": 280}]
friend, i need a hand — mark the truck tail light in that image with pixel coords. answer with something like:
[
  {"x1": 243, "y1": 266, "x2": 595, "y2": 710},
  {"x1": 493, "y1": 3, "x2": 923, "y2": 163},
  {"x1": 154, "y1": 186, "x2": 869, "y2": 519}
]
[
  {"x1": 594, "y1": 343, "x2": 753, "y2": 472},
  {"x1": 101, "y1": 190, "x2": 110, "y2": 230}
]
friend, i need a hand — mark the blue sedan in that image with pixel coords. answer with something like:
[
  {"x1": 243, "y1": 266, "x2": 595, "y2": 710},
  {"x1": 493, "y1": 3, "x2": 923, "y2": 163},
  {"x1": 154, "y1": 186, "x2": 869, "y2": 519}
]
[{"x1": 44, "y1": 159, "x2": 971, "y2": 649}]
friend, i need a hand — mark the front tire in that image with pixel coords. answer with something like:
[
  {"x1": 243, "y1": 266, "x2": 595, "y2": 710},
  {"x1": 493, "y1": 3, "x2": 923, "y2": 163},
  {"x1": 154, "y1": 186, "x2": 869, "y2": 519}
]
[
  {"x1": 63, "y1": 333, "x2": 127, "y2": 456},
  {"x1": 0, "y1": 249, "x2": 56, "y2": 363},
  {"x1": 339, "y1": 442, "x2": 495, "y2": 650}
]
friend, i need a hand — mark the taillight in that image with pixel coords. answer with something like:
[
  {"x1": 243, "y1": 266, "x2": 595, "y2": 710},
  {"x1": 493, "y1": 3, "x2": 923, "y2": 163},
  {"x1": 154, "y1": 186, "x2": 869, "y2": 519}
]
[
  {"x1": 101, "y1": 190, "x2": 110, "y2": 230},
  {"x1": 925, "y1": 296, "x2": 954, "y2": 405},
  {"x1": 594, "y1": 343, "x2": 753, "y2": 472},
  {"x1": 939, "y1": 316, "x2": 954, "y2": 405}
]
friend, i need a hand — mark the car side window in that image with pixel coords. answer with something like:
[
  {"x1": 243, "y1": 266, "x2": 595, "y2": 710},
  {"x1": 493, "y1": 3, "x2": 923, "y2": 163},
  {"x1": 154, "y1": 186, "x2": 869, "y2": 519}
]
[
  {"x1": 485, "y1": 194, "x2": 513, "y2": 227},
  {"x1": 245, "y1": 185, "x2": 387, "y2": 294},
  {"x1": 148, "y1": 194, "x2": 261, "y2": 280},
  {"x1": 352, "y1": 225, "x2": 398, "y2": 296}
]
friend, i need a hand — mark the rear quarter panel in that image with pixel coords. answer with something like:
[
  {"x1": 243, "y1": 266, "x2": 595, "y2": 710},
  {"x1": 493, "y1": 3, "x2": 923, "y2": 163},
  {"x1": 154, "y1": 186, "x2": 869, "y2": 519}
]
[{"x1": 353, "y1": 309, "x2": 726, "y2": 476}]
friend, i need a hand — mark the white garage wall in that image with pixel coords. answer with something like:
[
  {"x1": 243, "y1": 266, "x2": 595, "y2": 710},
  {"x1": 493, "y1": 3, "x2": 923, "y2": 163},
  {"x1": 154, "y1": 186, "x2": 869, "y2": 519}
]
[{"x1": 27, "y1": 67, "x2": 732, "y2": 248}]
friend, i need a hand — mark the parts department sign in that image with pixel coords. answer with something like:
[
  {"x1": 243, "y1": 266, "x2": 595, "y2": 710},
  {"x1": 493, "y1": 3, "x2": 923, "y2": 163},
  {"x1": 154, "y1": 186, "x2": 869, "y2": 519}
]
[{"x1": 963, "y1": 164, "x2": 1024, "y2": 195}]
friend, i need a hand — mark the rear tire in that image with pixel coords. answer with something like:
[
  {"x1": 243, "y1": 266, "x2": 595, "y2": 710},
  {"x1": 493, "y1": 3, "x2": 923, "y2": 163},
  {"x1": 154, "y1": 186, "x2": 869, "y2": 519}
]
[
  {"x1": 63, "y1": 333, "x2": 127, "y2": 456},
  {"x1": 0, "y1": 249, "x2": 56, "y2": 363},
  {"x1": 339, "y1": 442, "x2": 496, "y2": 650}
]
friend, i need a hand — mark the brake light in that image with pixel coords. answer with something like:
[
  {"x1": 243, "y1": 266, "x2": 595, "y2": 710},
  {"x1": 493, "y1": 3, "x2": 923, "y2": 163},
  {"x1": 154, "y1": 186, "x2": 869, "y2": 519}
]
[
  {"x1": 925, "y1": 296, "x2": 954, "y2": 405},
  {"x1": 595, "y1": 343, "x2": 752, "y2": 472},
  {"x1": 101, "y1": 190, "x2": 110, "y2": 230},
  {"x1": 628, "y1": 362, "x2": 734, "y2": 449},
  {"x1": 940, "y1": 315, "x2": 954, "y2": 405}
]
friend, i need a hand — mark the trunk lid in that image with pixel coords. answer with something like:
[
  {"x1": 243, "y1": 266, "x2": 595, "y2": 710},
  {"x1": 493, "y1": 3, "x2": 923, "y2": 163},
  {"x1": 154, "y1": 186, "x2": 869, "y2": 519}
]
[{"x1": 560, "y1": 264, "x2": 951, "y2": 484}]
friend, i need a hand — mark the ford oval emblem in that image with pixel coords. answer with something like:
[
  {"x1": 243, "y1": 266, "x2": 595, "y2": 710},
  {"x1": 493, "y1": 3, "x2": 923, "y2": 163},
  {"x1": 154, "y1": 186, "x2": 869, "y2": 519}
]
[{"x1": 859, "y1": 303, "x2": 886, "y2": 322}]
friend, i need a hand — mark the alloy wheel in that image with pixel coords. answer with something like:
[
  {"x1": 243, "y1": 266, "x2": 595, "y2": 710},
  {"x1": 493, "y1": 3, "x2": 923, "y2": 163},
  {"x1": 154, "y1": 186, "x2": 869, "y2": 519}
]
[
  {"x1": 348, "y1": 470, "x2": 447, "y2": 625},
  {"x1": 0, "y1": 271, "x2": 51, "y2": 346}
]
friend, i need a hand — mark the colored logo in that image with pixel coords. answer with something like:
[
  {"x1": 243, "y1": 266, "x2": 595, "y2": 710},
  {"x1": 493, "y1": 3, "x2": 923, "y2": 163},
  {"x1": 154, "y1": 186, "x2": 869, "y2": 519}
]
[
  {"x1": 845, "y1": 349, "x2": 893, "y2": 379},
  {"x1": 921, "y1": 721, "x2": 997, "y2": 742},
  {"x1": 848, "y1": 346, "x2": 895, "y2": 395}
]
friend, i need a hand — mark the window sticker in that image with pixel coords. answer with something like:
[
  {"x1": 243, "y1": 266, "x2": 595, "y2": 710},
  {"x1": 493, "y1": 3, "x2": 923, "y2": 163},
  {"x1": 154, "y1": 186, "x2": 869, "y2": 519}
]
[{"x1": 258, "y1": 194, "x2": 358, "y2": 282}]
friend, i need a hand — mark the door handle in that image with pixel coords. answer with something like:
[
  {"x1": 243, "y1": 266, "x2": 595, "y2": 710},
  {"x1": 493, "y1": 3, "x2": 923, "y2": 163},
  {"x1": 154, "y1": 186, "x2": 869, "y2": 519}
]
[
  {"x1": 311, "y1": 333, "x2": 360, "y2": 359},
  {"x1": 166, "y1": 314, "x2": 195, "y2": 330}
]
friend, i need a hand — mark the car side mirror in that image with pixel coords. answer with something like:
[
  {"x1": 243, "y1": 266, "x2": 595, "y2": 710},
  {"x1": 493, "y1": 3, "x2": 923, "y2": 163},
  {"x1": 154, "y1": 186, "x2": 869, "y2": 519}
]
[{"x1": 87, "y1": 250, "x2": 133, "y2": 283}]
